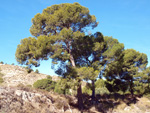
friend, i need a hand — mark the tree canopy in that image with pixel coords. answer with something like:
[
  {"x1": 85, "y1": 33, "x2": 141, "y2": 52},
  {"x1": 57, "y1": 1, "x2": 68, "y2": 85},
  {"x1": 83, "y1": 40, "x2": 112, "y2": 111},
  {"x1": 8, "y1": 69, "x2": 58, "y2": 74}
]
[{"x1": 16, "y1": 2, "x2": 99, "y2": 110}]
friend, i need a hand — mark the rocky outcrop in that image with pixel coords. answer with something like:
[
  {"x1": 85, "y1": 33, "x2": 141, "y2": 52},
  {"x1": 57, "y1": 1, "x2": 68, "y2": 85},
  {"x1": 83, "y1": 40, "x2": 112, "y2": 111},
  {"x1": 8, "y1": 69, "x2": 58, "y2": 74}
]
[{"x1": 0, "y1": 86, "x2": 78, "y2": 113}]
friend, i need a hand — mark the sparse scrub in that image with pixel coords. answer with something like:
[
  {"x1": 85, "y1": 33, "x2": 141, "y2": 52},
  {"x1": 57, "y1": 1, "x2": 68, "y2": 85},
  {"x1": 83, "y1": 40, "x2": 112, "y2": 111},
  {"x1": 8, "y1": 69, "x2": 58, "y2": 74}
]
[
  {"x1": 17, "y1": 83, "x2": 33, "y2": 91},
  {"x1": 55, "y1": 97, "x2": 69, "y2": 110},
  {"x1": 0, "y1": 69, "x2": 4, "y2": 84}
]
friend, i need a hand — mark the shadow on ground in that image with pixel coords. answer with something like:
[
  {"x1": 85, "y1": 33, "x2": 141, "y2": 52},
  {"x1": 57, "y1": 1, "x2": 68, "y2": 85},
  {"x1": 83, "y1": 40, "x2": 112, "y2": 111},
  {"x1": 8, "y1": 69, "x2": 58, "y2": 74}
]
[{"x1": 69, "y1": 93, "x2": 140, "y2": 113}]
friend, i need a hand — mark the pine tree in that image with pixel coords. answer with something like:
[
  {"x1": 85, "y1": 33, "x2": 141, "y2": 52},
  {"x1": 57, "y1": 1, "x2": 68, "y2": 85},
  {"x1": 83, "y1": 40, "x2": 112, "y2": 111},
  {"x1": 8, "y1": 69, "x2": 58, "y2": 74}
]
[{"x1": 15, "y1": 3, "x2": 98, "y2": 110}]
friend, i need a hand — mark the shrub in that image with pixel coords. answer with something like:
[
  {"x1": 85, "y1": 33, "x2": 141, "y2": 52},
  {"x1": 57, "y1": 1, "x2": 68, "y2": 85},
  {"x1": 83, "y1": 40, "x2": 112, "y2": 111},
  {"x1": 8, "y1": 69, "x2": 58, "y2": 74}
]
[
  {"x1": 35, "y1": 69, "x2": 39, "y2": 73},
  {"x1": 82, "y1": 85, "x2": 92, "y2": 95},
  {"x1": 47, "y1": 75, "x2": 52, "y2": 79},
  {"x1": 95, "y1": 79, "x2": 110, "y2": 95},
  {"x1": 0, "y1": 61, "x2": 4, "y2": 64},
  {"x1": 17, "y1": 83, "x2": 33, "y2": 91},
  {"x1": 95, "y1": 87, "x2": 110, "y2": 95},
  {"x1": 33, "y1": 79, "x2": 56, "y2": 91},
  {"x1": 0, "y1": 71, "x2": 4, "y2": 84},
  {"x1": 25, "y1": 67, "x2": 33, "y2": 73},
  {"x1": 54, "y1": 79, "x2": 72, "y2": 95},
  {"x1": 11, "y1": 63, "x2": 15, "y2": 65},
  {"x1": 54, "y1": 83, "x2": 70, "y2": 95}
]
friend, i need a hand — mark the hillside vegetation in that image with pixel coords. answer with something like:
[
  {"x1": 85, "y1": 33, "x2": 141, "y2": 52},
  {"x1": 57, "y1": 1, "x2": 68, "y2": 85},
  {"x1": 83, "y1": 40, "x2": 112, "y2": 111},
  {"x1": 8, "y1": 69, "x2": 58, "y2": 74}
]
[{"x1": 1, "y1": 64, "x2": 150, "y2": 113}]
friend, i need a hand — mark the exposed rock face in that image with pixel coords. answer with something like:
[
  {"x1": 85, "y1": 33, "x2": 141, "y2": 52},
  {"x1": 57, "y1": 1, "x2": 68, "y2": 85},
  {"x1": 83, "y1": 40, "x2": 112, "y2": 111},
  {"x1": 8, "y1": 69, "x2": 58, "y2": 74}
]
[
  {"x1": 0, "y1": 64, "x2": 59, "y2": 86},
  {"x1": 0, "y1": 87, "x2": 76, "y2": 113}
]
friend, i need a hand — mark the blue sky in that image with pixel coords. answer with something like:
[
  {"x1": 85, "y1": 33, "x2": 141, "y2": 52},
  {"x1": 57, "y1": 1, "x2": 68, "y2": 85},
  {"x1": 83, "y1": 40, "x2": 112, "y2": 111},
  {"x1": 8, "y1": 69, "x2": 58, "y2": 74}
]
[{"x1": 0, "y1": 0, "x2": 150, "y2": 75}]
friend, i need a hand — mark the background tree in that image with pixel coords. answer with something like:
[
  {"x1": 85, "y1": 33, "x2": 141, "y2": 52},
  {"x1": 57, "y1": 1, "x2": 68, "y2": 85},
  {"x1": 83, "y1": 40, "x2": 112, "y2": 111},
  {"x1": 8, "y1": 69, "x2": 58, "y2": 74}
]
[
  {"x1": 143, "y1": 67, "x2": 150, "y2": 91},
  {"x1": 105, "y1": 48, "x2": 148, "y2": 96},
  {"x1": 71, "y1": 34, "x2": 125, "y2": 101},
  {"x1": 134, "y1": 66, "x2": 150, "y2": 94},
  {"x1": 122, "y1": 49, "x2": 147, "y2": 96},
  {"x1": 103, "y1": 36, "x2": 125, "y2": 94}
]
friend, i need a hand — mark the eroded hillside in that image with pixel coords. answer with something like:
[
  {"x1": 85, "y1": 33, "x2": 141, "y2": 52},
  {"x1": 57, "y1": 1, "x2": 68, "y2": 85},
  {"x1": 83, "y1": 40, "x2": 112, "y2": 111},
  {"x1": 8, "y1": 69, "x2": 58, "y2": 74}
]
[{"x1": 0, "y1": 64, "x2": 58, "y2": 86}]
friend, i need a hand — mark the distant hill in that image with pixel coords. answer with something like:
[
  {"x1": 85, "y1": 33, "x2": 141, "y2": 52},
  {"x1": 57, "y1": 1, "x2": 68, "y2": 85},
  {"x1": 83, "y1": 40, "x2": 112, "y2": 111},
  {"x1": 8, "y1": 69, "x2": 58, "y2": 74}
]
[{"x1": 0, "y1": 64, "x2": 59, "y2": 86}]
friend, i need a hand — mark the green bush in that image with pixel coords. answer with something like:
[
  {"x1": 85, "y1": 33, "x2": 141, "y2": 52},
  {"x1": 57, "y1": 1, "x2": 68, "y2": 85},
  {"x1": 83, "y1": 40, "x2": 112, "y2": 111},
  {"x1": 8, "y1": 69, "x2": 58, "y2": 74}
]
[
  {"x1": 95, "y1": 79, "x2": 110, "y2": 95},
  {"x1": 95, "y1": 79, "x2": 106, "y2": 88},
  {"x1": 47, "y1": 75, "x2": 52, "y2": 79},
  {"x1": 134, "y1": 81, "x2": 148, "y2": 95},
  {"x1": 35, "y1": 69, "x2": 39, "y2": 73},
  {"x1": 54, "y1": 79, "x2": 71, "y2": 95},
  {"x1": 0, "y1": 71, "x2": 4, "y2": 84},
  {"x1": 82, "y1": 86, "x2": 92, "y2": 95},
  {"x1": 95, "y1": 87, "x2": 110, "y2": 95},
  {"x1": 33, "y1": 79, "x2": 56, "y2": 91},
  {"x1": 25, "y1": 67, "x2": 33, "y2": 73},
  {"x1": 0, "y1": 61, "x2": 4, "y2": 64}
]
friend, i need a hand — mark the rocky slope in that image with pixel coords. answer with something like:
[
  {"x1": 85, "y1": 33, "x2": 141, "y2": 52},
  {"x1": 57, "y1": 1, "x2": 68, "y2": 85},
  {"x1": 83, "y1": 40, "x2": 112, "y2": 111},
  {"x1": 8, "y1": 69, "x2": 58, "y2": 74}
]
[
  {"x1": 1, "y1": 64, "x2": 150, "y2": 113},
  {"x1": 0, "y1": 64, "x2": 79, "y2": 113},
  {"x1": 112, "y1": 97, "x2": 150, "y2": 113},
  {"x1": 0, "y1": 86, "x2": 78, "y2": 113},
  {"x1": 0, "y1": 64, "x2": 58, "y2": 86}
]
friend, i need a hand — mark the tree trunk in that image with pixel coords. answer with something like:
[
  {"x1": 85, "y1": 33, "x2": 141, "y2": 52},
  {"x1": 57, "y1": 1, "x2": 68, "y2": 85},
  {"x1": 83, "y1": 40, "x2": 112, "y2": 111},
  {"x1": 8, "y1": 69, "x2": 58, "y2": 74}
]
[
  {"x1": 77, "y1": 84, "x2": 83, "y2": 110},
  {"x1": 130, "y1": 78, "x2": 134, "y2": 98},
  {"x1": 70, "y1": 54, "x2": 76, "y2": 67},
  {"x1": 148, "y1": 79, "x2": 150, "y2": 90},
  {"x1": 91, "y1": 80, "x2": 95, "y2": 102},
  {"x1": 69, "y1": 53, "x2": 83, "y2": 110}
]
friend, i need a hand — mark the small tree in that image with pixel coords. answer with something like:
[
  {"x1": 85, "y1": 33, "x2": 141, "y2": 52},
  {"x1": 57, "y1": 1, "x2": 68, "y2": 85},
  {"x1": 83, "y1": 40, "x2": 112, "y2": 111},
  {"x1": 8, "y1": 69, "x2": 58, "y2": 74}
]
[
  {"x1": 134, "y1": 67, "x2": 150, "y2": 94},
  {"x1": 35, "y1": 69, "x2": 39, "y2": 73},
  {"x1": 0, "y1": 61, "x2": 4, "y2": 64},
  {"x1": 122, "y1": 49, "x2": 147, "y2": 96},
  {"x1": 11, "y1": 63, "x2": 15, "y2": 65},
  {"x1": 105, "y1": 49, "x2": 148, "y2": 96},
  {"x1": 25, "y1": 66, "x2": 33, "y2": 73}
]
